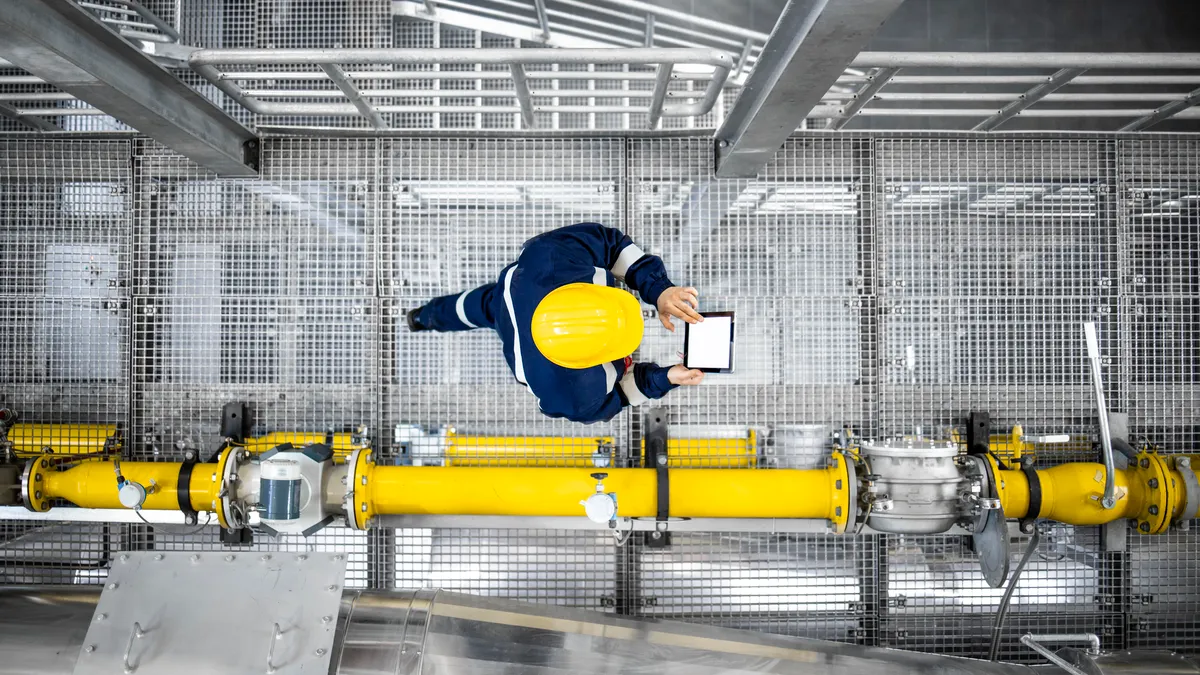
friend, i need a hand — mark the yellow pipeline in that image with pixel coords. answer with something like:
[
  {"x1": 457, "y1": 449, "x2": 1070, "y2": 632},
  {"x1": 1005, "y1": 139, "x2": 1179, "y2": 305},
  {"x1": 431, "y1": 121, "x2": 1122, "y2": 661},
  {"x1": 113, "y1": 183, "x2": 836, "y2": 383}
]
[
  {"x1": 240, "y1": 431, "x2": 366, "y2": 463},
  {"x1": 351, "y1": 451, "x2": 852, "y2": 530},
  {"x1": 992, "y1": 452, "x2": 1200, "y2": 533},
  {"x1": 443, "y1": 431, "x2": 614, "y2": 467},
  {"x1": 30, "y1": 458, "x2": 217, "y2": 513},
  {"x1": 5, "y1": 423, "x2": 119, "y2": 457},
  {"x1": 440, "y1": 430, "x2": 757, "y2": 468}
]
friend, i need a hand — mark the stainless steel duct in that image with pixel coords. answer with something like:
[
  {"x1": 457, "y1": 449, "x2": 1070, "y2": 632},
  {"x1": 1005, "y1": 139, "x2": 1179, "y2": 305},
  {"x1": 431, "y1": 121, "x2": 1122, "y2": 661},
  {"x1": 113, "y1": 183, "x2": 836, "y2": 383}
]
[{"x1": 5, "y1": 585, "x2": 1194, "y2": 675}]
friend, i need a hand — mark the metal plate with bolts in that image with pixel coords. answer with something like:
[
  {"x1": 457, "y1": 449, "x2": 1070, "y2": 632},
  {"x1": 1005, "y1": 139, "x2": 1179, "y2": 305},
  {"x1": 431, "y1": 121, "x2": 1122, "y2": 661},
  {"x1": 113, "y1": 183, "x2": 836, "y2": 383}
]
[
  {"x1": 975, "y1": 506, "x2": 1010, "y2": 589},
  {"x1": 968, "y1": 455, "x2": 1010, "y2": 589},
  {"x1": 72, "y1": 551, "x2": 347, "y2": 675}
]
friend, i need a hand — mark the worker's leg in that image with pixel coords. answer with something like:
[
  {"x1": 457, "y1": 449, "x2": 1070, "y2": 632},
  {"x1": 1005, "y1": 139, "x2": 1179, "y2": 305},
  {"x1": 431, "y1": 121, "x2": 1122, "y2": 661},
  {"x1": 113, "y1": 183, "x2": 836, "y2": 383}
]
[{"x1": 409, "y1": 283, "x2": 498, "y2": 332}]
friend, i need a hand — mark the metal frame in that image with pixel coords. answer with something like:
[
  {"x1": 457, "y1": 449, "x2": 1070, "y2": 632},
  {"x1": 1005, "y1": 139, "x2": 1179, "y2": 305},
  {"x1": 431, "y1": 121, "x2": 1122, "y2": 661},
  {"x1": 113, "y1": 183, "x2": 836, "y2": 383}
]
[
  {"x1": 0, "y1": 0, "x2": 256, "y2": 174},
  {"x1": 715, "y1": 0, "x2": 905, "y2": 177},
  {"x1": 189, "y1": 47, "x2": 732, "y2": 129}
]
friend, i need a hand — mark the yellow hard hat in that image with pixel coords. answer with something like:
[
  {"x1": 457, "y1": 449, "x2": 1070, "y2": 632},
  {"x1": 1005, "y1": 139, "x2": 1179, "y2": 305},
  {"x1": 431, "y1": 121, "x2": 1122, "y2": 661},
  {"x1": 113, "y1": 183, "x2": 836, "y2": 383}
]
[{"x1": 531, "y1": 283, "x2": 644, "y2": 369}]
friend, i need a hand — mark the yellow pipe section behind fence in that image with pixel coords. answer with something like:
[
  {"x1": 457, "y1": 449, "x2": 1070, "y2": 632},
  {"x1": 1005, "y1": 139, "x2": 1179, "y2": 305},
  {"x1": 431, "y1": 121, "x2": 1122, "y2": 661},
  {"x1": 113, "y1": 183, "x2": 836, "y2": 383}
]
[
  {"x1": 443, "y1": 431, "x2": 614, "y2": 468},
  {"x1": 4, "y1": 423, "x2": 119, "y2": 457},
  {"x1": 239, "y1": 431, "x2": 367, "y2": 464}
]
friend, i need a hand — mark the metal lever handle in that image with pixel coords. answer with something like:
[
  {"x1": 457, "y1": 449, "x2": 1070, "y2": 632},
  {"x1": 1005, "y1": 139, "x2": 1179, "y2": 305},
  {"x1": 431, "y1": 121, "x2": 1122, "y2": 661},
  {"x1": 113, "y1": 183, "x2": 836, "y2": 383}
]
[
  {"x1": 266, "y1": 623, "x2": 282, "y2": 674},
  {"x1": 1083, "y1": 322, "x2": 1116, "y2": 509},
  {"x1": 123, "y1": 622, "x2": 144, "y2": 674}
]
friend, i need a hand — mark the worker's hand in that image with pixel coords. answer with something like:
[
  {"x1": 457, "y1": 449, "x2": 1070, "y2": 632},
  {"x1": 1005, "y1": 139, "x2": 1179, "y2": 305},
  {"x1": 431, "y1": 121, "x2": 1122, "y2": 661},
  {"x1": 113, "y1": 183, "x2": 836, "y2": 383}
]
[
  {"x1": 668, "y1": 364, "x2": 705, "y2": 386},
  {"x1": 657, "y1": 286, "x2": 702, "y2": 332}
]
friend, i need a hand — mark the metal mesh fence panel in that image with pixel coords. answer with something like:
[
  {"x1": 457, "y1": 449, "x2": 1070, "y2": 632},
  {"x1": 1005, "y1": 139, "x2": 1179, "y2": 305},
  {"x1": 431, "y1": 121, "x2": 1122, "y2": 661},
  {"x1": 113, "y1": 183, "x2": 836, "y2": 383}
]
[{"x1": 0, "y1": 132, "x2": 1197, "y2": 664}]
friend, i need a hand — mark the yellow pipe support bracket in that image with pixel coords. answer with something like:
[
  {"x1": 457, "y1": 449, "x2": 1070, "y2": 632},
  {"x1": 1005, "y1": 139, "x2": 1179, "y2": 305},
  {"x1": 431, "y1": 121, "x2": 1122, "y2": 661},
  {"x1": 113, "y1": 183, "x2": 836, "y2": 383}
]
[{"x1": 351, "y1": 449, "x2": 851, "y2": 531}]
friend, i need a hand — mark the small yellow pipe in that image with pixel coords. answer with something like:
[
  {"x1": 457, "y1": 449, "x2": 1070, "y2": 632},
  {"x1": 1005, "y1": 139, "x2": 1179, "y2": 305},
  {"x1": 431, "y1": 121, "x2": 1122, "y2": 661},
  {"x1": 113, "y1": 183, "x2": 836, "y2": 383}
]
[
  {"x1": 364, "y1": 464, "x2": 841, "y2": 520},
  {"x1": 241, "y1": 432, "x2": 365, "y2": 462},
  {"x1": 6, "y1": 423, "x2": 118, "y2": 456}
]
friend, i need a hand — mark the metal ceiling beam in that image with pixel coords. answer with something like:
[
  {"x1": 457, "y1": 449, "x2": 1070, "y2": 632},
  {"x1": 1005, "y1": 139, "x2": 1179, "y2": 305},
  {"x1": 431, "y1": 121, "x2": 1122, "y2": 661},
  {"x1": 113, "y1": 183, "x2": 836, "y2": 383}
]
[
  {"x1": 973, "y1": 67, "x2": 1086, "y2": 132},
  {"x1": 714, "y1": 0, "x2": 904, "y2": 177},
  {"x1": 1120, "y1": 87, "x2": 1200, "y2": 131},
  {"x1": 0, "y1": 0, "x2": 258, "y2": 176},
  {"x1": 0, "y1": 100, "x2": 59, "y2": 131}
]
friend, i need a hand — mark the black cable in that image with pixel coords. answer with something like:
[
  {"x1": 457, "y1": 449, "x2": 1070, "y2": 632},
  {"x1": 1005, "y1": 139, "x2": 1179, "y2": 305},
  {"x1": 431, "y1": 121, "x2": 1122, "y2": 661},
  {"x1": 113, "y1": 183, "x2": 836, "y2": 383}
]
[
  {"x1": 988, "y1": 523, "x2": 1042, "y2": 661},
  {"x1": 134, "y1": 510, "x2": 213, "y2": 537}
]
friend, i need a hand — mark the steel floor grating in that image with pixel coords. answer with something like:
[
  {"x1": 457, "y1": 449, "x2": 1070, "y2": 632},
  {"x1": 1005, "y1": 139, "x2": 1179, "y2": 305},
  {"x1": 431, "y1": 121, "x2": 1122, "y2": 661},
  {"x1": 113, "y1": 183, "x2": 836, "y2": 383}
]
[{"x1": 0, "y1": 132, "x2": 1198, "y2": 661}]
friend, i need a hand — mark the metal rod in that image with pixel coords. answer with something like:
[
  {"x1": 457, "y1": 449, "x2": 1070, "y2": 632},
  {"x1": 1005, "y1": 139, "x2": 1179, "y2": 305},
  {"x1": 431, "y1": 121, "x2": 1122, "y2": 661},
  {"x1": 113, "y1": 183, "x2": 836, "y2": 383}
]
[
  {"x1": 871, "y1": 92, "x2": 1189, "y2": 102},
  {"x1": 853, "y1": 51, "x2": 1200, "y2": 69},
  {"x1": 1024, "y1": 633, "x2": 1101, "y2": 655},
  {"x1": 318, "y1": 63, "x2": 388, "y2": 129},
  {"x1": 1120, "y1": 86, "x2": 1200, "y2": 131},
  {"x1": 827, "y1": 67, "x2": 898, "y2": 130},
  {"x1": 121, "y1": 0, "x2": 181, "y2": 41},
  {"x1": 533, "y1": 0, "x2": 550, "y2": 38},
  {"x1": 0, "y1": 101, "x2": 59, "y2": 130},
  {"x1": 509, "y1": 63, "x2": 535, "y2": 128},
  {"x1": 242, "y1": 87, "x2": 670, "y2": 98},
  {"x1": 973, "y1": 67, "x2": 1085, "y2": 131},
  {"x1": 226, "y1": 70, "x2": 675, "y2": 82},
  {"x1": 646, "y1": 62, "x2": 672, "y2": 129},
  {"x1": 832, "y1": 107, "x2": 1200, "y2": 117},
  {"x1": 1084, "y1": 322, "x2": 1116, "y2": 510},
  {"x1": 733, "y1": 39, "x2": 753, "y2": 80},
  {"x1": 1020, "y1": 634, "x2": 1090, "y2": 675},
  {"x1": 191, "y1": 47, "x2": 731, "y2": 67},
  {"x1": 875, "y1": 74, "x2": 1200, "y2": 85},
  {"x1": 547, "y1": 0, "x2": 748, "y2": 51},
  {"x1": 596, "y1": 0, "x2": 769, "y2": 41},
  {"x1": 643, "y1": 13, "x2": 654, "y2": 47}
]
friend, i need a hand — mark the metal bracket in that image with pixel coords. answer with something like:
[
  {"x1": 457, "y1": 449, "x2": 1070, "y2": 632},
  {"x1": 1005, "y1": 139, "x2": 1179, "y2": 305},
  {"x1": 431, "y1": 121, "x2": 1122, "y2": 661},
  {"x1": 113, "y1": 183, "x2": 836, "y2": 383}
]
[
  {"x1": 966, "y1": 411, "x2": 991, "y2": 456},
  {"x1": 644, "y1": 409, "x2": 670, "y2": 549}
]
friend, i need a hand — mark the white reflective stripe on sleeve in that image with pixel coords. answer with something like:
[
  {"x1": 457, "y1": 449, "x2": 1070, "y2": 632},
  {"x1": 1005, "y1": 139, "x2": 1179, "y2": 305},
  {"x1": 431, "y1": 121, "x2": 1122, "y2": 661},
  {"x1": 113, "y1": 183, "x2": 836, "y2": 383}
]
[
  {"x1": 610, "y1": 244, "x2": 646, "y2": 281},
  {"x1": 455, "y1": 290, "x2": 478, "y2": 328},
  {"x1": 602, "y1": 361, "x2": 617, "y2": 393},
  {"x1": 592, "y1": 266, "x2": 607, "y2": 286},
  {"x1": 502, "y1": 267, "x2": 527, "y2": 385},
  {"x1": 619, "y1": 370, "x2": 649, "y2": 406}
]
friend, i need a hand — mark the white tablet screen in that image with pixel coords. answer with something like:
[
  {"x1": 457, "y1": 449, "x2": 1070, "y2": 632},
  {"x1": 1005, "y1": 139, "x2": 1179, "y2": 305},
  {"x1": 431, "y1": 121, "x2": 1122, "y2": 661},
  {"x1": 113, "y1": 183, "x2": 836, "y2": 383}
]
[{"x1": 686, "y1": 315, "x2": 733, "y2": 370}]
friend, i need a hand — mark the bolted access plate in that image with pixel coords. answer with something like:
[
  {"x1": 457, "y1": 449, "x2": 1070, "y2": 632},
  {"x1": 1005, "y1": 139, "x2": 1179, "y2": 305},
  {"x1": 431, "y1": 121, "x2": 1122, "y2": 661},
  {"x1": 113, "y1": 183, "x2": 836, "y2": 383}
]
[{"x1": 73, "y1": 551, "x2": 346, "y2": 675}]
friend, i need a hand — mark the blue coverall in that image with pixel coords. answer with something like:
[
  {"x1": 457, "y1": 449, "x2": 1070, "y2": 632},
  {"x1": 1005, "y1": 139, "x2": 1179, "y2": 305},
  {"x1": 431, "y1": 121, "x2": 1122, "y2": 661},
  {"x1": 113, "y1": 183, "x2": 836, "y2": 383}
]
[{"x1": 413, "y1": 223, "x2": 679, "y2": 423}]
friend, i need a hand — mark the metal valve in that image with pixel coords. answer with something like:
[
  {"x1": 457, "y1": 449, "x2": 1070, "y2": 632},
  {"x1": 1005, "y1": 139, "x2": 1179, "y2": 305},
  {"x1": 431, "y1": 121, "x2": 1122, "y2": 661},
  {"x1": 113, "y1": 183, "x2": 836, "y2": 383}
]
[{"x1": 580, "y1": 472, "x2": 618, "y2": 527}]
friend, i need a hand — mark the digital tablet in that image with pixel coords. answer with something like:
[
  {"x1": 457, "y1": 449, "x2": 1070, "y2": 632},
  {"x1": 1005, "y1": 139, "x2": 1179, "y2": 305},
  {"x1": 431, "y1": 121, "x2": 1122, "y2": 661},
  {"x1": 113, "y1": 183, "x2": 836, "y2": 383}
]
[{"x1": 683, "y1": 311, "x2": 734, "y2": 373}]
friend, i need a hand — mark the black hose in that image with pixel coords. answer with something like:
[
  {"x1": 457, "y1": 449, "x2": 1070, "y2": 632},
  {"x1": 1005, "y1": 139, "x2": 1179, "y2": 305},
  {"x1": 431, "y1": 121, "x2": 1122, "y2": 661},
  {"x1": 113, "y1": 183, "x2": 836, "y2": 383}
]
[{"x1": 988, "y1": 523, "x2": 1041, "y2": 661}]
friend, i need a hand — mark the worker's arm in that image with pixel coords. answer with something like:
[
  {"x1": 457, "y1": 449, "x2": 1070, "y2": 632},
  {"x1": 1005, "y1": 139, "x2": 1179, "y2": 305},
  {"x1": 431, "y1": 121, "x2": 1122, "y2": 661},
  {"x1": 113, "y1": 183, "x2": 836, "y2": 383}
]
[
  {"x1": 564, "y1": 364, "x2": 704, "y2": 424},
  {"x1": 523, "y1": 223, "x2": 675, "y2": 307}
]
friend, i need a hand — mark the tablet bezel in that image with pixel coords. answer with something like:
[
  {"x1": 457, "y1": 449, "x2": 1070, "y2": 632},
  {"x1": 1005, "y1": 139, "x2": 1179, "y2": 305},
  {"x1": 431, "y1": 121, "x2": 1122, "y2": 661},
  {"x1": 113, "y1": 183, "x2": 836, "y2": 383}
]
[{"x1": 682, "y1": 311, "x2": 735, "y2": 373}]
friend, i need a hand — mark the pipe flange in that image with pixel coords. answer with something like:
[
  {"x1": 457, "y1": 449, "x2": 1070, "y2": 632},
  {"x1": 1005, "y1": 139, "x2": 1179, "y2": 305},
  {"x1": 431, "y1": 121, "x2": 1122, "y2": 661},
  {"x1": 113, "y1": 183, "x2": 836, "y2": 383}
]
[
  {"x1": 344, "y1": 447, "x2": 374, "y2": 531},
  {"x1": 212, "y1": 446, "x2": 247, "y2": 530},
  {"x1": 1134, "y1": 452, "x2": 1174, "y2": 535},
  {"x1": 828, "y1": 450, "x2": 855, "y2": 534},
  {"x1": 1174, "y1": 457, "x2": 1199, "y2": 528},
  {"x1": 961, "y1": 454, "x2": 997, "y2": 533},
  {"x1": 20, "y1": 455, "x2": 51, "y2": 512}
]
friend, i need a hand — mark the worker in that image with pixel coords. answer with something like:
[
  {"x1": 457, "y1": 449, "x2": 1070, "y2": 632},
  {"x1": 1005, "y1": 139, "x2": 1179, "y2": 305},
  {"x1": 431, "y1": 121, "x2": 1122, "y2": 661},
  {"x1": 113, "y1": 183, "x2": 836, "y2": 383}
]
[{"x1": 406, "y1": 223, "x2": 706, "y2": 423}]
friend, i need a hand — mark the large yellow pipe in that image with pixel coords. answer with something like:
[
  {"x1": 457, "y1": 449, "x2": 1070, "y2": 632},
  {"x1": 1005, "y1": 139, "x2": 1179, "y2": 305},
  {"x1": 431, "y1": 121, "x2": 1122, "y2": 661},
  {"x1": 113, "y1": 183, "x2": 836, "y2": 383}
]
[
  {"x1": 994, "y1": 453, "x2": 1200, "y2": 532},
  {"x1": 39, "y1": 460, "x2": 217, "y2": 512},
  {"x1": 360, "y1": 460, "x2": 845, "y2": 520}
]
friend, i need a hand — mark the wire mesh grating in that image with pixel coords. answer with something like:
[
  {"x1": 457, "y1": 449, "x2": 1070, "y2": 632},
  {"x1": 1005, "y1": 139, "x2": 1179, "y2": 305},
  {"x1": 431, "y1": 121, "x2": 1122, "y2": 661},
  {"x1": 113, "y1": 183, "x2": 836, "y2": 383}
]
[{"x1": 0, "y1": 132, "x2": 1198, "y2": 664}]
